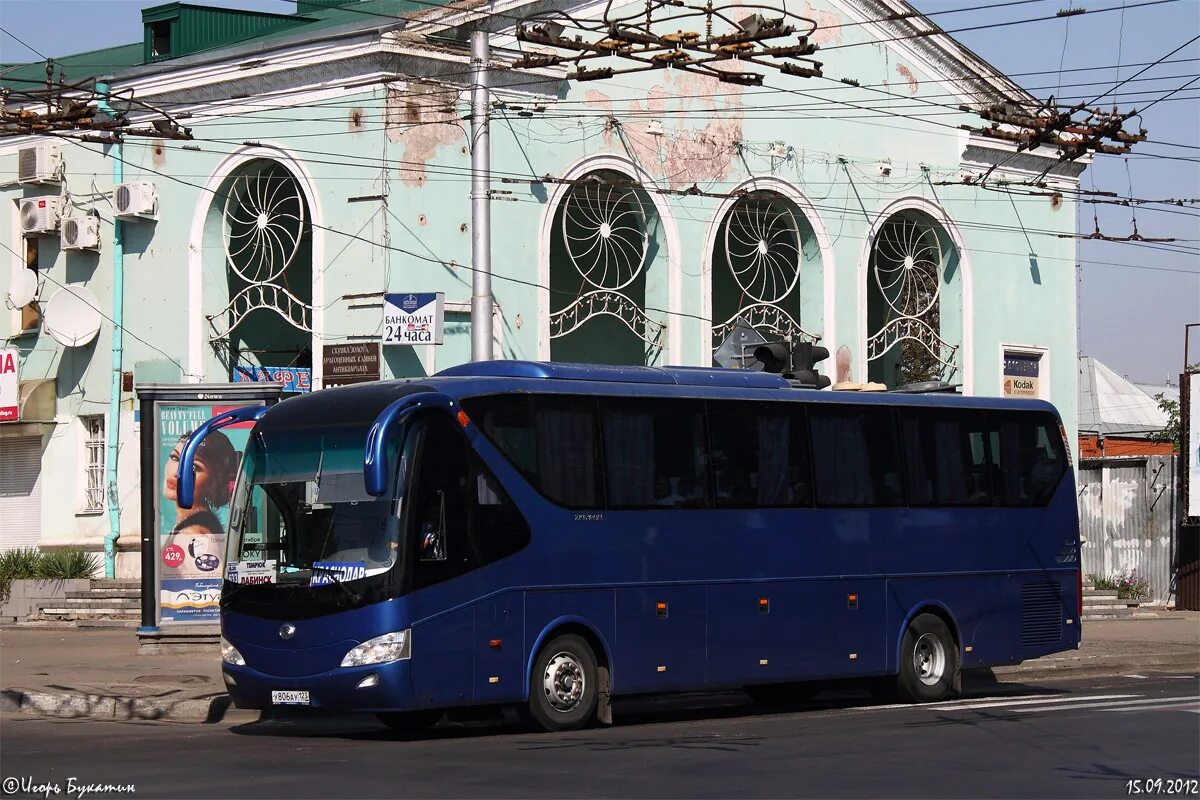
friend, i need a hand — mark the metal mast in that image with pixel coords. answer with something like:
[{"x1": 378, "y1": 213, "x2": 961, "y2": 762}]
[{"x1": 469, "y1": 29, "x2": 493, "y2": 361}]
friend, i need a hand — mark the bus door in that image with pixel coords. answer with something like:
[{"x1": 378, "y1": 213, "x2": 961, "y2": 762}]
[
  {"x1": 405, "y1": 412, "x2": 534, "y2": 708},
  {"x1": 405, "y1": 413, "x2": 475, "y2": 709}
]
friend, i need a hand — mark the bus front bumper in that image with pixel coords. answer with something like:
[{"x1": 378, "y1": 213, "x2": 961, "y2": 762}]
[{"x1": 221, "y1": 658, "x2": 417, "y2": 712}]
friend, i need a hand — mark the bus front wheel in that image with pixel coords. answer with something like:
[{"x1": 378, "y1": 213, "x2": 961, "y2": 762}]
[
  {"x1": 527, "y1": 634, "x2": 599, "y2": 732},
  {"x1": 897, "y1": 613, "x2": 957, "y2": 703}
]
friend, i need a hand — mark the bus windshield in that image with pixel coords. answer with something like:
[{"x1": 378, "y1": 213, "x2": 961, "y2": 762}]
[{"x1": 225, "y1": 423, "x2": 406, "y2": 590}]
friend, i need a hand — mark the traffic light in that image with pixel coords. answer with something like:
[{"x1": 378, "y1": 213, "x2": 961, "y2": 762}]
[
  {"x1": 753, "y1": 340, "x2": 831, "y2": 389},
  {"x1": 791, "y1": 342, "x2": 831, "y2": 389}
]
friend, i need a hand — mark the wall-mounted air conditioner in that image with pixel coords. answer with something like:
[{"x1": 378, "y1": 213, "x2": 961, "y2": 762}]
[
  {"x1": 61, "y1": 214, "x2": 101, "y2": 251},
  {"x1": 114, "y1": 182, "x2": 159, "y2": 220},
  {"x1": 18, "y1": 143, "x2": 62, "y2": 185},
  {"x1": 18, "y1": 196, "x2": 62, "y2": 235}
]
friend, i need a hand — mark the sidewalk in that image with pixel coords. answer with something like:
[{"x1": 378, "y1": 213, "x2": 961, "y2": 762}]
[{"x1": 2, "y1": 612, "x2": 1197, "y2": 724}]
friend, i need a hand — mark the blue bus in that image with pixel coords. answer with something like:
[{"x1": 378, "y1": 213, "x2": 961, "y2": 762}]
[{"x1": 180, "y1": 361, "x2": 1081, "y2": 732}]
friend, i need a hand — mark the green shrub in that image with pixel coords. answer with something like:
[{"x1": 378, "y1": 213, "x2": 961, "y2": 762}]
[
  {"x1": 35, "y1": 549, "x2": 101, "y2": 581},
  {"x1": 1089, "y1": 570, "x2": 1150, "y2": 600},
  {"x1": 0, "y1": 548, "x2": 43, "y2": 603}
]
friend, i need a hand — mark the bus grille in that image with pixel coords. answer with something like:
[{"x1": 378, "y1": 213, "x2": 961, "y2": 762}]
[{"x1": 1021, "y1": 582, "x2": 1063, "y2": 646}]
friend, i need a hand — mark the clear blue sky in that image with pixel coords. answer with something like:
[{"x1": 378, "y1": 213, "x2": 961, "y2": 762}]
[{"x1": 2, "y1": 0, "x2": 1197, "y2": 384}]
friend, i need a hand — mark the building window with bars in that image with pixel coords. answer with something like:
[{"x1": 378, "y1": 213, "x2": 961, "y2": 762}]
[{"x1": 82, "y1": 415, "x2": 106, "y2": 513}]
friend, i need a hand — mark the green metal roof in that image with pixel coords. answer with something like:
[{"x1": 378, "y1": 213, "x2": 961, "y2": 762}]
[
  {"x1": 1, "y1": 43, "x2": 144, "y2": 91},
  {"x1": 1, "y1": 0, "x2": 453, "y2": 90}
]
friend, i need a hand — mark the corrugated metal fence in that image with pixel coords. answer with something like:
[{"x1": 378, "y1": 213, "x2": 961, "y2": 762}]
[{"x1": 1078, "y1": 455, "x2": 1178, "y2": 604}]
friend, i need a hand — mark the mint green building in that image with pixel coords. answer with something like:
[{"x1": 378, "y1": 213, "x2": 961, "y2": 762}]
[{"x1": 1, "y1": 0, "x2": 1083, "y2": 571}]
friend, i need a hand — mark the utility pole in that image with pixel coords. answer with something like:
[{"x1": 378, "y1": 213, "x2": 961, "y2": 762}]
[
  {"x1": 469, "y1": 29, "x2": 493, "y2": 362},
  {"x1": 97, "y1": 80, "x2": 124, "y2": 579}
]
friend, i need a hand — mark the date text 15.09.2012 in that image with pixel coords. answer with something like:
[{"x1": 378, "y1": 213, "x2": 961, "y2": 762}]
[{"x1": 1126, "y1": 779, "x2": 1199, "y2": 796}]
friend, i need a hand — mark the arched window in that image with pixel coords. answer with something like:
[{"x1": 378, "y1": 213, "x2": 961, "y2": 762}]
[
  {"x1": 548, "y1": 170, "x2": 665, "y2": 365},
  {"x1": 865, "y1": 209, "x2": 962, "y2": 386},
  {"x1": 711, "y1": 190, "x2": 820, "y2": 358},
  {"x1": 205, "y1": 159, "x2": 312, "y2": 378}
]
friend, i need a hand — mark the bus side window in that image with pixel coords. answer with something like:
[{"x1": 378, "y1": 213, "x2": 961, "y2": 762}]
[
  {"x1": 601, "y1": 399, "x2": 709, "y2": 509},
  {"x1": 989, "y1": 412, "x2": 1066, "y2": 507},
  {"x1": 900, "y1": 409, "x2": 992, "y2": 507},
  {"x1": 467, "y1": 453, "x2": 531, "y2": 565},
  {"x1": 707, "y1": 401, "x2": 813, "y2": 508},
  {"x1": 465, "y1": 394, "x2": 602, "y2": 510},
  {"x1": 410, "y1": 414, "x2": 475, "y2": 590},
  {"x1": 809, "y1": 405, "x2": 904, "y2": 507}
]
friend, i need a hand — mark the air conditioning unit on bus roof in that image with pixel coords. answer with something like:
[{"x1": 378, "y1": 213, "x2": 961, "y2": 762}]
[
  {"x1": 61, "y1": 213, "x2": 101, "y2": 251},
  {"x1": 17, "y1": 142, "x2": 62, "y2": 185},
  {"x1": 113, "y1": 182, "x2": 159, "y2": 220},
  {"x1": 18, "y1": 196, "x2": 62, "y2": 235}
]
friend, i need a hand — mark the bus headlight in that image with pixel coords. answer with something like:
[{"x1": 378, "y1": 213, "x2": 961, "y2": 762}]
[
  {"x1": 220, "y1": 637, "x2": 245, "y2": 666},
  {"x1": 340, "y1": 630, "x2": 411, "y2": 667}
]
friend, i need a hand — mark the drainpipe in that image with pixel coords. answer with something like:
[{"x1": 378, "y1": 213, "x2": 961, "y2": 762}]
[{"x1": 97, "y1": 80, "x2": 124, "y2": 579}]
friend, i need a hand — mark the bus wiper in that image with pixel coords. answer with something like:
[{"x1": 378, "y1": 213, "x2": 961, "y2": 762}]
[{"x1": 307, "y1": 565, "x2": 362, "y2": 606}]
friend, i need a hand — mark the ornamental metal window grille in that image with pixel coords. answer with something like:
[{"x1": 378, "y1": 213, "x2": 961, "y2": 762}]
[
  {"x1": 866, "y1": 214, "x2": 959, "y2": 384},
  {"x1": 549, "y1": 176, "x2": 665, "y2": 352},
  {"x1": 207, "y1": 161, "x2": 312, "y2": 343},
  {"x1": 82, "y1": 415, "x2": 105, "y2": 512},
  {"x1": 711, "y1": 192, "x2": 815, "y2": 353}
]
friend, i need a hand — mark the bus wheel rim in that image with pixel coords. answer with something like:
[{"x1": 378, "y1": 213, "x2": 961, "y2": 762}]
[
  {"x1": 543, "y1": 652, "x2": 585, "y2": 712},
  {"x1": 913, "y1": 632, "x2": 946, "y2": 686}
]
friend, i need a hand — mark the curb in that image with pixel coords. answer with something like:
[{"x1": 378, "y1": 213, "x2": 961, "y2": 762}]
[
  {"x1": 1, "y1": 688, "x2": 258, "y2": 724},
  {"x1": 990, "y1": 653, "x2": 1199, "y2": 683}
]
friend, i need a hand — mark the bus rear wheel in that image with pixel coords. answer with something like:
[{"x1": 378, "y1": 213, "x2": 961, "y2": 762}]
[
  {"x1": 527, "y1": 634, "x2": 598, "y2": 732},
  {"x1": 897, "y1": 613, "x2": 957, "y2": 703}
]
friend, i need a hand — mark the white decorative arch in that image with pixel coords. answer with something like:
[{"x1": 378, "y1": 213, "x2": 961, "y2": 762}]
[
  {"x1": 701, "y1": 176, "x2": 836, "y2": 376},
  {"x1": 186, "y1": 144, "x2": 325, "y2": 385},
  {"x1": 536, "y1": 154, "x2": 683, "y2": 362},
  {"x1": 855, "y1": 196, "x2": 974, "y2": 394}
]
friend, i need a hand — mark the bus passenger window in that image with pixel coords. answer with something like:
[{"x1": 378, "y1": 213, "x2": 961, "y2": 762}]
[
  {"x1": 465, "y1": 394, "x2": 602, "y2": 509},
  {"x1": 809, "y1": 405, "x2": 904, "y2": 507},
  {"x1": 601, "y1": 399, "x2": 709, "y2": 509},
  {"x1": 900, "y1": 409, "x2": 992, "y2": 507},
  {"x1": 989, "y1": 412, "x2": 1067, "y2": 507},
  {"x1": 707, "y1": 401, "x2": 813, "y2": 508}
]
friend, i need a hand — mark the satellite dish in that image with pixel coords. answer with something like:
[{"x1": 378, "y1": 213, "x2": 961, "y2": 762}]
[
  {"x1": 42, "y1": 285, "x2": 102, "y2": 347},
  {"x1": 5, "y1": 269, "x2": 39, "y2": 308}
]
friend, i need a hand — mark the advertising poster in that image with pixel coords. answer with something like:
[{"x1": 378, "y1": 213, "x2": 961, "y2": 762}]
[
  {"x1": 1189, "y1": 373, "x2": 1200, "y2": 519},
  {"x1": 1003, "y1": 351, "x2": 1042, "y2": 398},
  {"x1": 156, "y1": 402, "x2": 259, "y2": 623},
  {"x1": 0, "y1": 347, "x2": 17, "y2": 422}
]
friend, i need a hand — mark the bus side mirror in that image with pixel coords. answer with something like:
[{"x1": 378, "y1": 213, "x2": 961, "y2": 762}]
[
  {"x1": 178, "y1": 405, "x2": 269, "y2": 508},
  {"x1": 364, "y1": 391, "x2": 457, "y2": 497}
]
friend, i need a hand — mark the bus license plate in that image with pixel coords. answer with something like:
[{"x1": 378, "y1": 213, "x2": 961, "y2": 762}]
[{"x1": 271, "y1": 690, "x2": 310, "y2": 706}]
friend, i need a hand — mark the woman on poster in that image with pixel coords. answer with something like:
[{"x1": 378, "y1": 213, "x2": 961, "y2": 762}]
[{"x1": 162, "y1": 430, "x2": 238, "y2": 537}]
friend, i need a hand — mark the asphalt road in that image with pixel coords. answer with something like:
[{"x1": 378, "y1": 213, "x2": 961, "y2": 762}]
[{"x1": 2, "y1": 673, "x2": 1197, "y2": 799}]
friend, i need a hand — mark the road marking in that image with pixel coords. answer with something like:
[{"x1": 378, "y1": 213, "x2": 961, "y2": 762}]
[
  {"x1": 1105, "y1": 700, "x2": 1200, "y2": 713},
  {"x1": 926, "y1": 694, "x2": 1139, "y2": 711},
  {"x1": 1123, "y1": 674, "x2": 1148, "y2": 679},
  {"x1": 1012, "y1": 696, "x2": 1198, "y2": 713}
]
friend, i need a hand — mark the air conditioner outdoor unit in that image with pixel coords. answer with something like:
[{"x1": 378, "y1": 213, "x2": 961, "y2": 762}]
[
  {"x1": 114, "y1": 181, "x2": 159, "y2": 220},
  {"x1": 18, "y1": 143, "x2": 62, "y2": 185},
  {"x1": 61, "y1": 214, "x2": 101, "y2": 251},
  {"x1": 18, "y1": 197, "x2": 62, "y2": 235}
]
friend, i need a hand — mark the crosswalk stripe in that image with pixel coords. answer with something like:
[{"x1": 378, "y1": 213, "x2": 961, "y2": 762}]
[
  {"x1": 926, "y1": 694, "x2": 1138, "y2": 711},
  {"x1": 1012, "y1": 696, "x2": 1198, "y2": 714},
  {"x1": 1106, "y1": 701, "x2": 1200, "y2": 713}
]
